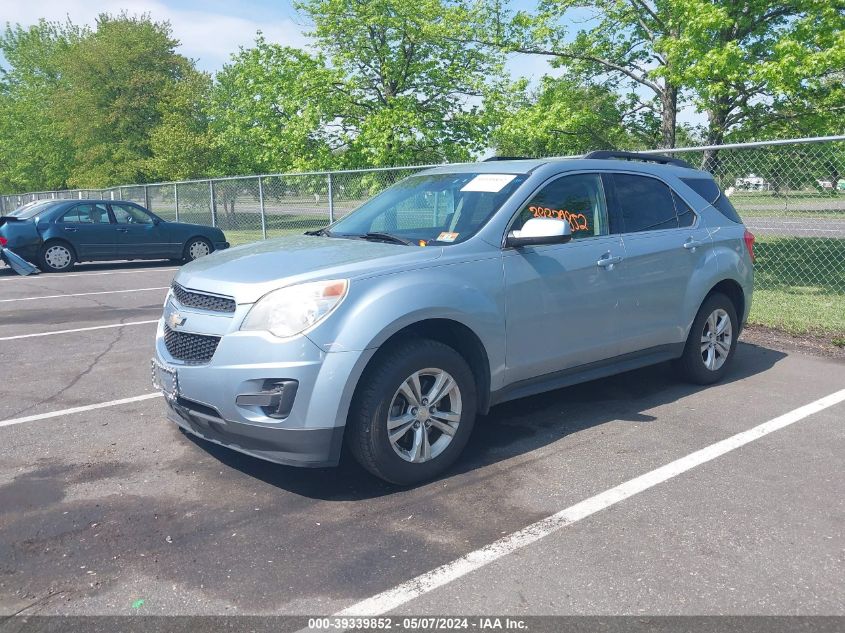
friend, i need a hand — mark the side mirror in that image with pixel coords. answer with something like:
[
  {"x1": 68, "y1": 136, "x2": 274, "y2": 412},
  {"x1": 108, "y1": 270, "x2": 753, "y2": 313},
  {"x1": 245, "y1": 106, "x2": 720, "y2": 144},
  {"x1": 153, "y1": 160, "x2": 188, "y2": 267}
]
[
  {"x1": 506, "y1": 218, "x2": 572, "y2": 247},
  {"x1": 152, "y1": 217, "x2": 161, "y2": 225}
]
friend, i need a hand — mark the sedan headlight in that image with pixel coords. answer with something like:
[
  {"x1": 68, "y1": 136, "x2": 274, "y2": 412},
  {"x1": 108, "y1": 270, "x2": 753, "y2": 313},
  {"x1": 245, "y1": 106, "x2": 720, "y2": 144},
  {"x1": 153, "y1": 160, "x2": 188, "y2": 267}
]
[{"x1": 241, "y1": 279, "x2": 348, "y2": 338}]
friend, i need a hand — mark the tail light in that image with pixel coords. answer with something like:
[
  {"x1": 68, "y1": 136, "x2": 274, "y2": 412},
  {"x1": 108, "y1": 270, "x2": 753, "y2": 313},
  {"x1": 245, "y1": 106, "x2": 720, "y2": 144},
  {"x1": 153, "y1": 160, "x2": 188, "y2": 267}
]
[
  {"x1": 0, "y1": 236, "x2": 7, "y2": 247},
  {"x1": 743, "y1": 229, "x2": 755, "y2": 263}
]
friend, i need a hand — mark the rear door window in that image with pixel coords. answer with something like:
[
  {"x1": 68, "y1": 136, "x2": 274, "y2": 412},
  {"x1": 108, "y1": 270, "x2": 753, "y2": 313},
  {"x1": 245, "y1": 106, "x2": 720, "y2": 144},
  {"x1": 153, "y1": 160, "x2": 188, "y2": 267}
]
[
  {"x1": 610, "y1": 173, "x2": 678, "y2": 232},
  {"x1": 681, "y1": 177, "x2": 742, "y2": 223},
  {"x1": 61, "y1": 203, "x2": 110, "y2": 224}
]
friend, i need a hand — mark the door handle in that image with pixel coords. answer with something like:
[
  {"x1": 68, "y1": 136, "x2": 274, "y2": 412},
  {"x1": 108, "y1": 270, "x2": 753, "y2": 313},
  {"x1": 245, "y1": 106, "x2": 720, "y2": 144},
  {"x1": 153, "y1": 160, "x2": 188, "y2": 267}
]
[
  {"x1": 116, "y1": 227, "x2": 129, "y2": 233},
  {"x1": 597, "y1": 254, "x2": 623, "y2": 269},
  {"x1": 684, "y1": 238, "x2": 703, "y2": 251},
  {"x1": 64, "y1": 227, "x2": 78, "y2": 232}
]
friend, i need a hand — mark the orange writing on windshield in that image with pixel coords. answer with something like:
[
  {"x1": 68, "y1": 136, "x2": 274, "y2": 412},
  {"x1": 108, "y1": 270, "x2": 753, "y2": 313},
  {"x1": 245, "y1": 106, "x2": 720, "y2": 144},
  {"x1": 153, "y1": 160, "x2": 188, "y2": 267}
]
[{"x1": 529, "y1": 206, "x2": 589, "y2": 231}]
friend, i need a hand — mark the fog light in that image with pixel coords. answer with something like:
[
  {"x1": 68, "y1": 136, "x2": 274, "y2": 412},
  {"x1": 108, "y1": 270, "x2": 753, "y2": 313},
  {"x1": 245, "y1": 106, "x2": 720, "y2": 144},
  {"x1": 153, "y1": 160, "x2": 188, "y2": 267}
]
[{"x1": 236, "y1": 380, "x2": 298, "y2": 419}]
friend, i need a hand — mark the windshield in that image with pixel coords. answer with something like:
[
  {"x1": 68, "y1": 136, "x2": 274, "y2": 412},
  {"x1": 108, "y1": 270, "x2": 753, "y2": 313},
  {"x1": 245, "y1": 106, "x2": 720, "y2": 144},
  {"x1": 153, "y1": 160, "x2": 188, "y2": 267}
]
[
  {"x1": 8, "y1": 200, "x2": 57, "y2": 219},
  {"x1": 329, "y1": 172, "x2": 527, "y2": 245}
]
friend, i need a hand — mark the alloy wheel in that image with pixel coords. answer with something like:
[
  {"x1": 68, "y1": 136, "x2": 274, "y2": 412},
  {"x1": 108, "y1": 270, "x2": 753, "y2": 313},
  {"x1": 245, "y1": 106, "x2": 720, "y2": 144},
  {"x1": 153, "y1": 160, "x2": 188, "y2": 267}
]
[
  {"x1": 700, "y1": 308, "x2": 732, "y2": 371},
  {"x1": 387, "y1": 368, "x2": 462, "y2": 463}
]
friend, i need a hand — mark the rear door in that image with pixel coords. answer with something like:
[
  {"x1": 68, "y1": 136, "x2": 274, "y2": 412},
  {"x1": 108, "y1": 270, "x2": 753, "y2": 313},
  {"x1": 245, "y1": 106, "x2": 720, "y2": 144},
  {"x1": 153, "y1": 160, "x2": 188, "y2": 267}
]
[
  {"x1": 606, "y1": 172, "x2": 712, "y2": 354},
  {"x1": 503, "y1": 172, "x2": 626, "y2": 383},
  {"x1": 57, "y1": 203, "x2": 116, "y2": 259},
  {"x1": 110, "y1": 203, "x2": 173, "y2": 258}
]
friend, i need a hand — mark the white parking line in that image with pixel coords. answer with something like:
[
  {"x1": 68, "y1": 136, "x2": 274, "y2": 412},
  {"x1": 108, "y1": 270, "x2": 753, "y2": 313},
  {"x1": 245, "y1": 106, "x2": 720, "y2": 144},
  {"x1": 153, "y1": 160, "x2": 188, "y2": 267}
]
[
  {"x1": 0, "y1": 267, "x2": 178, "y2": 281},
  {"x1": 0, "y1": 393, "x2": 163, "y2": 428},
  {"x1": 337, "y1": 388, "x2": 845, "y2": 617},
  {"x1": 0, "y1": 320, "x2": 158, "y2": 341},
  {"x1": 0, "y1": 287, "x2": 168, "y2": 302}
]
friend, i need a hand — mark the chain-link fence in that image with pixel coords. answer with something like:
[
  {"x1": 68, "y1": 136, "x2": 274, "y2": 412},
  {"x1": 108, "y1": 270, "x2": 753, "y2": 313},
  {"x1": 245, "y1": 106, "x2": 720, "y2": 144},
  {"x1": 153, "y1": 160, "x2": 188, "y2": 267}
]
[
  {"x1": 2, "y1": 136, "x2": 843, "y2": 335},
  {"x1": 648, "y1": 137, "x2": 845, "y2": 336}
]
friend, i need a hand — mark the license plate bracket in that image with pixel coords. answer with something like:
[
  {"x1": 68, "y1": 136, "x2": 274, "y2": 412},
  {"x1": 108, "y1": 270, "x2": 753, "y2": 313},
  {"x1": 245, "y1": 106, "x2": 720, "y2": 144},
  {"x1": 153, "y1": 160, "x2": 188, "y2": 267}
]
[{"x1": 151, "y1": 359, "x2": 179, "y2": 402}]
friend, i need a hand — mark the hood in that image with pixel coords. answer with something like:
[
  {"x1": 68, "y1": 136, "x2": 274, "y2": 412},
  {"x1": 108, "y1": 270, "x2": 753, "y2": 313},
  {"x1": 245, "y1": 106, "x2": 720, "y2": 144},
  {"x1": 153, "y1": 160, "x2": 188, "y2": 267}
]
[{"x1": 174, "y1": 234, "x2": 444, "y2": 303}]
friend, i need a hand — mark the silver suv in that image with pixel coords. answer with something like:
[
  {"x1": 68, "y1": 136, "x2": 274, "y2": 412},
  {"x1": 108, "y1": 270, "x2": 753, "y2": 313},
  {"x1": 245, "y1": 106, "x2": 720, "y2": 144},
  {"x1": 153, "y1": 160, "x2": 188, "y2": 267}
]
[{"x1": 152, "y1": 152, "x2": 754, "y2": 484}]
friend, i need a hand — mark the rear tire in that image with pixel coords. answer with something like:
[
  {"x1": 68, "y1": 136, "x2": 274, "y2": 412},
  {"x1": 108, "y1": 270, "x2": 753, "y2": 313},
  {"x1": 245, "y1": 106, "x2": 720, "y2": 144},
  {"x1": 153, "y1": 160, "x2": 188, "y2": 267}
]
[
  {"x1": 346, "y1": 338, "x2": 477, "y2": 485},
  {"x1": 38, "y1": 241, "x2": 76, "y2": 273},
  {"x1": 675, "y1": 292, "x2": 738, "y2": 385}
]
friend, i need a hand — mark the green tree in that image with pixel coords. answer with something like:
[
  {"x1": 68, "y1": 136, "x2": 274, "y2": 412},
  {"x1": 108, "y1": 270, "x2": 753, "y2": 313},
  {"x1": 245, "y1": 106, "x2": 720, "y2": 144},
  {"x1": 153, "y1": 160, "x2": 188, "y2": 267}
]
[
  {"x1": 666, "y1": 0, "x2": 844, "y2": 168},
  {"x1": 146, "y1": 70, "x2": 218, "y2": 181},
  {"x1": 54, "y1": 13, "x2": 196, "y2": 187},
  {"x1": 463, "y1": 0, "x2": 844, "y2": 153},
  {"x1": 295, "y1": 0, "x2": 501, "y2": 166},
  {"x1": 0, "y1": 20, "x2": 77, "y2": 193},
  {"x1": 487, "y1": 76, "x2": 661, "y2": 156},
  {"x1": 207, "y1": 37, "x2": 337, "y2": 175}
]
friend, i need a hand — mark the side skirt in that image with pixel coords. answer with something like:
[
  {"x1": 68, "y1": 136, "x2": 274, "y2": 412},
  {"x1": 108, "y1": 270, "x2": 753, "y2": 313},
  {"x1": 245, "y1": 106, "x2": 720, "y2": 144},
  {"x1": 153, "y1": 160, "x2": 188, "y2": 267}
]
[{"x1": 490, "y1": 343, "x2": 685, "y2": 407}]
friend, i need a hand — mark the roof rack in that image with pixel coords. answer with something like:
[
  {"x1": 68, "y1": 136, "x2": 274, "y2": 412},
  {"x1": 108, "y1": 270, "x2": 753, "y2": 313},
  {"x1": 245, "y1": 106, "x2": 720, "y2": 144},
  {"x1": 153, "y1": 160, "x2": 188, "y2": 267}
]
[
  {"x1": 483, "y1": 156, "x2": 532, "y2": 162},
  {"x1": 583, "y1": 150, "x2": 693, "y2": 169}
]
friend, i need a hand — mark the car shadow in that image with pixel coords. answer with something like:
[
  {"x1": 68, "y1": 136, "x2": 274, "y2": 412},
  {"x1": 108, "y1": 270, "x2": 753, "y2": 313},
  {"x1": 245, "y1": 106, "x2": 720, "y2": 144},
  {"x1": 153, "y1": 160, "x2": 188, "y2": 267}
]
[
  {"x1": 0, "y1": 258, "x2": 177, "y2": 276},
  {"x1": 184, "y1": 341, "x2": 787, "y2": 501}
]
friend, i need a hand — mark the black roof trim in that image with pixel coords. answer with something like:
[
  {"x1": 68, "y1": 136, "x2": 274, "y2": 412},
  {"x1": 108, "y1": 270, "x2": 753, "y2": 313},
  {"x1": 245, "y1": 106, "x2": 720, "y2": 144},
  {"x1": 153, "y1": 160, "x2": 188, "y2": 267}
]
[
  {"x1": 483, "y1": 156, "x2": 533, "y2": 162},
  {"x1": 583, "y1": 150, "x2": 694, "y2": 169}
]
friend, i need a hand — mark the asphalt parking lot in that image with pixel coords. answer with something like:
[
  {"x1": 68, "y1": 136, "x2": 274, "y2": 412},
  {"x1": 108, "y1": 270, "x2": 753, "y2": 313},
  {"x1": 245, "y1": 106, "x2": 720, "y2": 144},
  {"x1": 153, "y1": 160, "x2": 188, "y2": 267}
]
[{"x1": 0, "y1": 261, "x2": 843, "y2": 621}]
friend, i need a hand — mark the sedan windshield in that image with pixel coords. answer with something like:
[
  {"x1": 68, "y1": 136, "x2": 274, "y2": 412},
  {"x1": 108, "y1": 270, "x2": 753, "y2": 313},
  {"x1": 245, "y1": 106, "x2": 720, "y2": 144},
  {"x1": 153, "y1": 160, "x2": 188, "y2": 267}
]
[{"x1": 329, "y1": 172, "x2": 527, "y2": 245}]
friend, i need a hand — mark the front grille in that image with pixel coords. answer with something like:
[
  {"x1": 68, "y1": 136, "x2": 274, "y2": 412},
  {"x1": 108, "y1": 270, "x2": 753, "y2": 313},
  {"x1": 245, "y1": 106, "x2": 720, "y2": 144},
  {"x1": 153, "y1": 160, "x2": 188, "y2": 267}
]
[
  {"x1": 163, "y1": 324, "x2": 220, "y2": 363},
  {"x1": 171, "y1": 283, "x2": 236, "y2": 313}
]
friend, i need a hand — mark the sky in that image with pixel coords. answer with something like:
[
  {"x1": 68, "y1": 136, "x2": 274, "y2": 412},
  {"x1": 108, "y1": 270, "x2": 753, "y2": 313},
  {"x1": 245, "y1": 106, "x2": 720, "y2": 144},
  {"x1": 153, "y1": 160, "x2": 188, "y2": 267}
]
[
  {"x1": 2, "y1": 0, "x2": 558, "y2": 76},
  {"x1": 2, "y1": 0, "x2": 701, "y2": 125}
]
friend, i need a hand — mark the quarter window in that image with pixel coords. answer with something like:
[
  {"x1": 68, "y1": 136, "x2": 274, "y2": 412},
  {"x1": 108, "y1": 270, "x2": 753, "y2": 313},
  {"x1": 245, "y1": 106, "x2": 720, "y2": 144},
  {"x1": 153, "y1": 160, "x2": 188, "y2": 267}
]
[
  {"x1": 612, "y1": 174, "x2": 678, "y2": 232},
  {"x1": 511, "y1": 173, "x2": 607, "y2": 240},
  {"x1": 673, "y1": 191, "x2": 696, "y2": 228}
]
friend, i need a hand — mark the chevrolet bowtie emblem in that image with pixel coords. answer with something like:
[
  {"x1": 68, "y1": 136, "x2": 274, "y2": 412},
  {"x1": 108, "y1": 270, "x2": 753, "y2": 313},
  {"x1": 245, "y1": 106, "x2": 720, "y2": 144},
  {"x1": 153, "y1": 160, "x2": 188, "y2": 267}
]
[{"x1": 168, "y1": 312, "x2": 187, "y2": 329}]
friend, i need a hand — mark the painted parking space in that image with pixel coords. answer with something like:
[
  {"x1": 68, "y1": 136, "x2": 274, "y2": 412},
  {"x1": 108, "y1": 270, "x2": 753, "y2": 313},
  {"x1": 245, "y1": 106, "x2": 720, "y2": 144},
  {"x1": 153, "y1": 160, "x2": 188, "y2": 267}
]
[{"x1": 0, "y1": 270, "x2": 843, "y2": 618}]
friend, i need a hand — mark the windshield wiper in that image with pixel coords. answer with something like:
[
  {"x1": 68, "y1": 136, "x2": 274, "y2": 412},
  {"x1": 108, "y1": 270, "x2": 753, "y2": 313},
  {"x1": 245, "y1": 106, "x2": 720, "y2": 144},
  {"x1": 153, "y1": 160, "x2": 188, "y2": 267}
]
[
  {"x1": 360, "y1": 231, "x2": 412, "y2": 245},
  {"x1": 304, "y1": 228, "x2": 332, "y2": 237}
]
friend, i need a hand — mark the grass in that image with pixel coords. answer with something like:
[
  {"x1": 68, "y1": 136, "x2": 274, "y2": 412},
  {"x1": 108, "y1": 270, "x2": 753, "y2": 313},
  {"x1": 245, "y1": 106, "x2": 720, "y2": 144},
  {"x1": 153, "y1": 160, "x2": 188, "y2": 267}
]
[
  {"x1": 221, "y1": 215, "x2": 328, "y2": 246},
  {"x1": 749, "y1": 236, "x2": 845, "y2": 338}
]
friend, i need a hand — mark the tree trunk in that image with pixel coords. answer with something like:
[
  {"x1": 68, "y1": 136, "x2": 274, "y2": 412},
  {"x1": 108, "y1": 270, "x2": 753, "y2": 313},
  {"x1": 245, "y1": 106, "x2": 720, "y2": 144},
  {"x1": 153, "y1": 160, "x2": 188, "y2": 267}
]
[
  {"x1": 703, "y1": 102, "x2": 730, "y2": 174},
  {"x1": 659, "y1": 83, "x2": 678, "y2": 149}
]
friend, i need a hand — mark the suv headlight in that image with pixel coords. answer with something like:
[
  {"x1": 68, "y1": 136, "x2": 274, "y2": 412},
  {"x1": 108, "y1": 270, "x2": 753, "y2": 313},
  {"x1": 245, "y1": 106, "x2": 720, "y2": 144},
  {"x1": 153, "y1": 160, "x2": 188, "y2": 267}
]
[{"x1": 241, "y1": 279, "x2": 348, "y2": 338}]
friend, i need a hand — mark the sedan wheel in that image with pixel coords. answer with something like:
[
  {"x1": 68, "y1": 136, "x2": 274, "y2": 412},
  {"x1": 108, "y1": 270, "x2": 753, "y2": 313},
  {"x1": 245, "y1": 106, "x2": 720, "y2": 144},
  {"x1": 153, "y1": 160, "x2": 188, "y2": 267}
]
[
  {"x1": 185, "y1": 238, "x2": 212, "y2": 262},
  {"x1": 39, "y1": 243, "x2": 75, "y2": 272}
]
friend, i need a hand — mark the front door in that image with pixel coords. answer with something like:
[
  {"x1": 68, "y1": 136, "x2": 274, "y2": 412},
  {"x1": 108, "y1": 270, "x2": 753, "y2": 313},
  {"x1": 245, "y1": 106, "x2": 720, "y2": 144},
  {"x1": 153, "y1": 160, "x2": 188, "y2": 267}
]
[
  {"x1": 503, "y1": 173, "x2": 626, "y2": 384},
  {"x1": 110, "y1": 203, "x2": 172, "y2": 259},
  {"x1": 56, "y1": 203, "x2": 116, "y2": 259}
]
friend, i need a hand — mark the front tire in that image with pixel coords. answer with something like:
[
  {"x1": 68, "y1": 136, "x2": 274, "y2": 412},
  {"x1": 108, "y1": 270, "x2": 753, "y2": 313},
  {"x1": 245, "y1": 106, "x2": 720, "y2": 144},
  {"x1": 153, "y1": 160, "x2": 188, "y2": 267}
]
[
  {"x1": 38, "y1": 241, "x2": 76, "y2": 273},
  {"x1": 183, "y1": 237, "x2": 212, "y2": 262},
  {"x1": 676, "y1": 292, "x2": 738, "y2": 385},
  {"x1": 347, "y1": 338, "x2": 477, "y2": 485}
]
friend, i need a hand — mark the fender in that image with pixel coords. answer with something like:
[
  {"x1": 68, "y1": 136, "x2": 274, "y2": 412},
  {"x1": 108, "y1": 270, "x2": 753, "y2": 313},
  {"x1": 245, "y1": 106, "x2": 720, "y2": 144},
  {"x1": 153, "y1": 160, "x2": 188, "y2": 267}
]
[{"x1": 306, "y1": 257, "x2": 506, "y2": 389}]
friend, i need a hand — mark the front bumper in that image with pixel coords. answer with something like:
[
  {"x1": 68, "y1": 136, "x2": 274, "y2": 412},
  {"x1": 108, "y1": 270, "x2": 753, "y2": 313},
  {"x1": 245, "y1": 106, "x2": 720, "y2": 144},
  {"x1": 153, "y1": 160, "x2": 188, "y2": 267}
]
[
  {"x1": 166, "y1": 397, "x2": 344, "y2": 467},
  {"x1": 153, "y1": 307, "x2": 373, "y2": 468}
]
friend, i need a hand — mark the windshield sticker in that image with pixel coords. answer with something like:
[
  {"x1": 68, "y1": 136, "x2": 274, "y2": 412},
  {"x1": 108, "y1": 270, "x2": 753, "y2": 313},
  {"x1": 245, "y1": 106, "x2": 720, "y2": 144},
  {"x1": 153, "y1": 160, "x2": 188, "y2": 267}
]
[
  {"x1": 435, "y1": 231, "x2": 459, "y2": 242},
  {"x1": 460, "y1": 174, "x2": 517, "y2": 193},
  {"x1": 530, "y1": 206, "x2": 589, "y2": 231}
]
